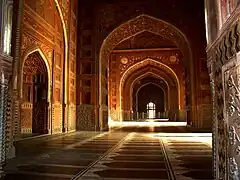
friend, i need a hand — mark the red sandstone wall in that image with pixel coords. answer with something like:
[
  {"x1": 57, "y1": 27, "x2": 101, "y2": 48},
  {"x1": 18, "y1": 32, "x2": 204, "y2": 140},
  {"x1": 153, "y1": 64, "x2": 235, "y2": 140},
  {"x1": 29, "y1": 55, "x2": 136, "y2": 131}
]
[{"x1": 18, "y1": 0, "x2": 77, "y2": 134}]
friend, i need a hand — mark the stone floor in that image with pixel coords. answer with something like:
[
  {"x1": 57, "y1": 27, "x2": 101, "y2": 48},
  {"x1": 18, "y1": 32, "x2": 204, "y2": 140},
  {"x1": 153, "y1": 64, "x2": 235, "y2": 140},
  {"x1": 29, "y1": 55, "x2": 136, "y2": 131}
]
[{"x1": 3, "y1": 125, "x2": 213, "y2": 180}]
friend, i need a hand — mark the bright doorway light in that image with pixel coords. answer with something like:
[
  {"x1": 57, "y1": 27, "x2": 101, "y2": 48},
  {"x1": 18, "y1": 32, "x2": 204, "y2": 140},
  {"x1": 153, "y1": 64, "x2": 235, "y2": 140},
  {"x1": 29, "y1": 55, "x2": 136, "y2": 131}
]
[{"x1": 147, "y1": 102, "x2": 156, "y2": 119}]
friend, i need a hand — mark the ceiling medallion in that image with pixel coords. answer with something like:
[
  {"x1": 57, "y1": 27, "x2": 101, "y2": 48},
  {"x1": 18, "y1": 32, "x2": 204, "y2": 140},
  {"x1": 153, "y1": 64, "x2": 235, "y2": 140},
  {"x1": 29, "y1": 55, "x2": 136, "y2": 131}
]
[
  {"x1": 120, "y1": 57, "x2": 128, "y2": 64},
  {"x1": 169, "y1": 55, "x2": 177, "y2": 63}
]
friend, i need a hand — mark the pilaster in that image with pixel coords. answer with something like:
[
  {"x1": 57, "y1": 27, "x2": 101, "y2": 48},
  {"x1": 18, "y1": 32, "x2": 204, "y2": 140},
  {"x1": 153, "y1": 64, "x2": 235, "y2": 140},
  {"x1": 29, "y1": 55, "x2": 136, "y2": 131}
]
[{"x1": 11, "y1": 0, "x2": 22, "y2": 138}]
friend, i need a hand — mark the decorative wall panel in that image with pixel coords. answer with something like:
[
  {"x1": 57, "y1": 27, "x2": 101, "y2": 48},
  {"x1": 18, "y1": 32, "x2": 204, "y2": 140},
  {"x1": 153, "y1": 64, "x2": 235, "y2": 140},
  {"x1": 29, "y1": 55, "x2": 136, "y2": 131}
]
[
  {"x1": 197, "y1": 104, "x2": 212, "y2": 128},
  {"x1": 52, "y1": 103, "x2": 62, "y2": 134},
  {"x1": 20, "y1": 103, "x2": 32, "y2": 133},
  {"x1": 76, "y1": 104, "x2": 96, "y2": 131},
  {"x1": 68, "y1": 103, "x2": 76, "y2": 132}
]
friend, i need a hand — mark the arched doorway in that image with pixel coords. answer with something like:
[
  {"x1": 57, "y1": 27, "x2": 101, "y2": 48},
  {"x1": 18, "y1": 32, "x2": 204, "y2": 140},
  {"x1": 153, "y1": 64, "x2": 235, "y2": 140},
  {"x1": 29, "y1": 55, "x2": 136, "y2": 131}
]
[
  {"x1": 137, "y1": 83, "x2": 165, "y2": 119},
  {"x1": 146, "y1": 102, "x2": 156, "y2": 119},
  {"x1": 133, "y1": 79, "x2": 169, "y2": 114},
  {"x1": 21, "y1": 51, "x2": 49, "y2": 135}
]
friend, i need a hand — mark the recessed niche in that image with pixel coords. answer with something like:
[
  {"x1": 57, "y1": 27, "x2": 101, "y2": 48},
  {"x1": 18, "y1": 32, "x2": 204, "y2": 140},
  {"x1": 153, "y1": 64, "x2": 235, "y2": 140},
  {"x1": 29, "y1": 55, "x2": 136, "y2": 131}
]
[
  {"x1": 82, "y1": 79, "x2": 91, "y2": 87},
  {"x1": 55, "y1": 53, "x2": 61, "y2": 67},
  {"x1": 55, "y1": 73, "x2": 61, "y2": 82},
  {"x1": 82, "y1": 91, "x2": 91, "y2": 104},
  {"x1": 82, "y1": 34, "x2": 92, "y2": 46},
  {"x1": 55, "y1": 88, "x2": 61, "y2": 102},
  {"x1": 82, "y1": 20, "x2": 93, "y2": 30},
  {"x1": 81, "y1": 49, "x2": 92, "y2": 58},
  {"x1": 81, "y1": 62, "x2": 92, "y2": 74}
]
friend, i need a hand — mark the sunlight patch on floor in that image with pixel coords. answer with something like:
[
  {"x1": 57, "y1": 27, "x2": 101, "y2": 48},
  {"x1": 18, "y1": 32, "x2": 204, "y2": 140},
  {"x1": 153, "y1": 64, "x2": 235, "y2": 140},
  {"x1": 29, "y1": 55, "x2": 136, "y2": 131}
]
[
  {"x1": 108, "y1": 120, "x2": 187, "y2": 127},
  {"x1": 151, "y1": 133, "x2": 212, "y2": 148}
]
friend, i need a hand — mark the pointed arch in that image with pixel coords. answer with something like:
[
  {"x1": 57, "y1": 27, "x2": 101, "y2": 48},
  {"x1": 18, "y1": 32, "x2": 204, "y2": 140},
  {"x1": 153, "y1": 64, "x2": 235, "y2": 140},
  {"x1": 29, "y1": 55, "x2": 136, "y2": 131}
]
[
  {"x1": 136, "y1": 82, "x2": 168, "y2": 113},
  {"x1": 130, "y1": 73, "x2": 170, "y2": 111},
  {"x1": 20, "y1": 47, "x2": 51, "y2": 103}
]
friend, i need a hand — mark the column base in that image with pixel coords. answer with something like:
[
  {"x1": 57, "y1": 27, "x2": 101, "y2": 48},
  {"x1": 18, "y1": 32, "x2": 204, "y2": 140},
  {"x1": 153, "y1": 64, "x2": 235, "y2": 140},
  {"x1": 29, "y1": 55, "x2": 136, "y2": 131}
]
[
  {"x1": 7, "y1": 145, "x2": 15, "y2": 159},
  {"x1": 0, "y1": 170, "x2": 5, "y2": 180}
]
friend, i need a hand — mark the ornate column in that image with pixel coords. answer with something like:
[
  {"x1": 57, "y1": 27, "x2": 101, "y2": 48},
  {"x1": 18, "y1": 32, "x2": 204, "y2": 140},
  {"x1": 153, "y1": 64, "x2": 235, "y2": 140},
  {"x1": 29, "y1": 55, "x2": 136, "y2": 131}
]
[
  {"x1": 207, "y1": 54, "x2": 216, "y2": 179},
  {"x1": 11, "y1": 0, "x2": 23, "y2": 138},
  {"x1": 0, "y1": 54, "x2": 13, "y2": 180},
  {"x1": 206, "y1": 16, "x2": 240, "y2": 180},
  {"x1": 0, "y1": 0, "x2": 14, "y2": 168}
]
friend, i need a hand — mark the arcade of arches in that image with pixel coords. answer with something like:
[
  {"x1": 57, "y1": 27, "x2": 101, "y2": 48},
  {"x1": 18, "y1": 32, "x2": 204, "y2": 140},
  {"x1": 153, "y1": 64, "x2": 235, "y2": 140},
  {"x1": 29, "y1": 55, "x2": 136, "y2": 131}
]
[{"x1": 0, "y1": 0, "x2": 239, "y2": 179}]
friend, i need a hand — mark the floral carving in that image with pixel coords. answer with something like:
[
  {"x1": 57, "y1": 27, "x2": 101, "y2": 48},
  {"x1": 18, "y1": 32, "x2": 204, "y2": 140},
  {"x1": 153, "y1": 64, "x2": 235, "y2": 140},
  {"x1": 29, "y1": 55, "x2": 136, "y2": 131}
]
[
  {"x1": 229, "y1": 105, "x2": 236, "y2": 116},
  {"x1": 23, "y1": 52, "x2": 48, "y2": 89},
  {"x1": 227, "y1": 75, "x2": 240, "y2": 117},
  {"x1": 222, "y1": 55, "x2": 240, "y2": 180},
  {"x1": 236, "y1": 146, "x2": 240, "y2": 155},
  {"x1": 233, "y1": 118, "x2": 240, "y2": 129},
  {"x1": 229, "y1": 157, "x2": 239, "y2": 179},
  {"x1": 229, "y1": 126, "x2": 237, "y2": 146}
]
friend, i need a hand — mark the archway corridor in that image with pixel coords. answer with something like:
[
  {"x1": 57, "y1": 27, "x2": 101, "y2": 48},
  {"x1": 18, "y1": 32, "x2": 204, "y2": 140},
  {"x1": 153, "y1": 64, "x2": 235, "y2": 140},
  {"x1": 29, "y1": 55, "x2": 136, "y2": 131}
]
[
  {"x1": 3, "y1": 125, "x2": 212, "y2": 180},
  {"x1": 4, "y1": 0, "x2": 240, "y2": 179}
]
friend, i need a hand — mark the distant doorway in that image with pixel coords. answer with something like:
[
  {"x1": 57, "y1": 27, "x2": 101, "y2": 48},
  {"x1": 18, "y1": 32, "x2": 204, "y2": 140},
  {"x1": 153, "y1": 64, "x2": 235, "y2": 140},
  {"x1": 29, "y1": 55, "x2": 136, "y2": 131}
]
[{"x1": 147, "y1": 102, "x2": 156, "y2": 119}]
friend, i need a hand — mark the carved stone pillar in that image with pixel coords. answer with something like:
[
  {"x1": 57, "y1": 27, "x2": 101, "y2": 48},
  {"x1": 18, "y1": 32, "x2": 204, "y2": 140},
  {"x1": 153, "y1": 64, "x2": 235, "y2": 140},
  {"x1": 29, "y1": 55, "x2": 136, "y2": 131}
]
[
  {"x1": 222, "y1": 53, "x2": 240, "y2": 180},
  {"x1": 206, "y1": 16, "x2": 240, "y2": 180},
  {"x1": 11, "y1": 0, "x2": 23, "y2": 138},
  {"x1": 207, "y1": 54, "x2": 216, "y2": 179}
]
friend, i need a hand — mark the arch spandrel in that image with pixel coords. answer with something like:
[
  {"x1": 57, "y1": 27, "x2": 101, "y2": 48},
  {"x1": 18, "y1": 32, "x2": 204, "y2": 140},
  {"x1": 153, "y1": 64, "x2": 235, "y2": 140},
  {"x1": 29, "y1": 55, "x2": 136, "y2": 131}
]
[
  {"x1": 100, "y1": 14, "x2": 192, "y2": 66},
  {"x1": 116, "y1": 49, "x2": 182, "y2": 74}
]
